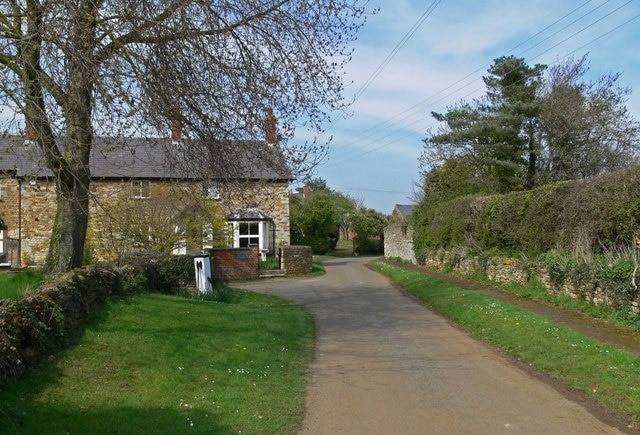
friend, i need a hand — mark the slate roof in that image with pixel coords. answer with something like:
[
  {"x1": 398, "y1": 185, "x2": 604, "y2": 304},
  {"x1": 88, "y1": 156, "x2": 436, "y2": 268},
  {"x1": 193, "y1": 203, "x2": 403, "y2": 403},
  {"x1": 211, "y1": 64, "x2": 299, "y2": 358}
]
[
  {"x1": 228, "y1": 208, "x2": 272, "y2": 221},
  {"x1": 394, "y1": 204, "x2": 415, "y2": 218},
  {"x1": 0, "y1": 136, "x2": 291, "y2": 181}
]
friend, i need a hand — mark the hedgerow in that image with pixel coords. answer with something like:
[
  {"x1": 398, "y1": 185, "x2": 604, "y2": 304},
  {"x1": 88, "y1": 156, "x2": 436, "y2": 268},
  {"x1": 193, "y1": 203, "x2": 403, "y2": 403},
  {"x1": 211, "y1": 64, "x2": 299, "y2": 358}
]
[
  {"x1": 0, "y1": 253, "x2": 198, "y2": 385},
  {"x1": 413, "y1": 165, "x2": 640, "y2": 256}
]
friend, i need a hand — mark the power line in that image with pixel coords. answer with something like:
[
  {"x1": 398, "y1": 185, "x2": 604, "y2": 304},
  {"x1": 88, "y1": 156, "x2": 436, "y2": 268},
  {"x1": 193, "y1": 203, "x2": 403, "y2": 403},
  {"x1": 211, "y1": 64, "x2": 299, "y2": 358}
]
[
  {"x1": 352, "y1": 0, "x2": 443, "y2": 101},
  {"x1": 320, "y1": 0, "x2": 443, "y2": 140},
  {"x1": 323, "y1": 0, "x2": 638, "y2": 168},
  {"x1": 328, "y1": 0, "x2": 600, "y2": 160},
  {"x1": 326, "y1": 0, "x2": 616, "y2": 163}
]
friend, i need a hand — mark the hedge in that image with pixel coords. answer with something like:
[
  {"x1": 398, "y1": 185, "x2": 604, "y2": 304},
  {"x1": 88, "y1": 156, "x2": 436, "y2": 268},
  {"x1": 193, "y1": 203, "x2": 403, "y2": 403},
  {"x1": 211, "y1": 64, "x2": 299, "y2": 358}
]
[
  {"x1": 0, "y1": 253, "x2": 197, "y2": 385},
  {"x1": 413, "y1": 165, "x2": 640, "y2": 257}
]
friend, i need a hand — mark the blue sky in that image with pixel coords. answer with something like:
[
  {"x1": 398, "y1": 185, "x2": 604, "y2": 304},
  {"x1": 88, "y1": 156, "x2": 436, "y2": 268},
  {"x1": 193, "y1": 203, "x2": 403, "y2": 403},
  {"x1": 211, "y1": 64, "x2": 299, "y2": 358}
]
[{"x1": 295, "y1": 0, "x2": 640, "y2": 214}]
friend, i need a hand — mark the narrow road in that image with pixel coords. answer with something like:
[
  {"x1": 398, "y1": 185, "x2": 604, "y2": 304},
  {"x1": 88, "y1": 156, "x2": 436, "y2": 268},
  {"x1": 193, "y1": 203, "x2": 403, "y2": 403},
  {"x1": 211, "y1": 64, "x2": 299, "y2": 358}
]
[{"x1": 238, "y1": 257, "x2": 625, "y2": 434}]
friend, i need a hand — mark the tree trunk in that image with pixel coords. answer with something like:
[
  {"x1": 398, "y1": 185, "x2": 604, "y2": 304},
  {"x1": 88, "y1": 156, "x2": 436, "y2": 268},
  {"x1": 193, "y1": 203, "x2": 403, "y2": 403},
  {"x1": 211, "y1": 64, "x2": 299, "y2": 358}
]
[
  {"x1": 42, "y1": 0, "x2": 97, "y2": 274},
  {"x1": 44, "y1": 169, "x2": 90, "y2": 274},
  {"x1": 42, "y1": 105, "x2": 93, "y2": 274}
]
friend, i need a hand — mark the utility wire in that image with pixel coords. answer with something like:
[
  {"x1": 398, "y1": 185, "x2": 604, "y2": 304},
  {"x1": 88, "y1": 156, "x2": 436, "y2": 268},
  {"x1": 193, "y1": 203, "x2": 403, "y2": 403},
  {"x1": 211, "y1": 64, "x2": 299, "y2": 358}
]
[
  {"x1": 327, "y1": 0, "x2": 616, "y2": 162},
  {"x1": 324, "y1": 0, "x2": 638, "y2": 168}
]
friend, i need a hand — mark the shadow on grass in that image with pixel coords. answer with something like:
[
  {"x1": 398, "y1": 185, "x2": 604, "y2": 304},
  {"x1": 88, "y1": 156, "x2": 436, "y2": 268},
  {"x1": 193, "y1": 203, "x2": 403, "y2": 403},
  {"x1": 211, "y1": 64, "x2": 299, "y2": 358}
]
[{"x1": 1, "y1": 402, "x2": 229, "y2": 434}]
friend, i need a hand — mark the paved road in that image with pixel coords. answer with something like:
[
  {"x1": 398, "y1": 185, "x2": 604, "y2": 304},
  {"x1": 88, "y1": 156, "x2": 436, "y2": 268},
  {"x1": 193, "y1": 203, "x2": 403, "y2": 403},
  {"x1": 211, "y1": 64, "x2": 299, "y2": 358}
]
[{"x1": 237, "y1": 257, "x2": 624, "y2": 434}]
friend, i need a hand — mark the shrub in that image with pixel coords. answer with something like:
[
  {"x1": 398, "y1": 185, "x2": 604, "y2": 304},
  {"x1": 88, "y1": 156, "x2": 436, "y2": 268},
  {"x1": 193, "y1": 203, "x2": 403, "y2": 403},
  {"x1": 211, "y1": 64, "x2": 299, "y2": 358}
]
[
  {"x1": 413, "y1": 165, "x2": 640, "y2": 258},
  {"x1": 354, "y1": 238, "x2": 383, "y2": 255},
  {"x1": 0, "y1": 255, "x2": 201, "y2": 385}
]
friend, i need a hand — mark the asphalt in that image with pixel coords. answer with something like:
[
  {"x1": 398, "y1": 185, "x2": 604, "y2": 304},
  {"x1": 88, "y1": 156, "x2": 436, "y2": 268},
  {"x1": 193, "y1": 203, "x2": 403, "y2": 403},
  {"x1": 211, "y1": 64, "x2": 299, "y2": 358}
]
[{"x1": 237, "y1": 257, "x2": 633, "y2": 434}]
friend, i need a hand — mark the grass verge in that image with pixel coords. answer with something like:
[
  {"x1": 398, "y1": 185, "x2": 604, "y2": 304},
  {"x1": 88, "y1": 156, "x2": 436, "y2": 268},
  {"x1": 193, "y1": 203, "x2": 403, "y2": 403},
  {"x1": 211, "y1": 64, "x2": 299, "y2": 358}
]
[
  {"x1": 0, "y1": 270, "x2": 44, "y2": 299},
  {"x1": 461, "y1": 270, "x2": 640, "y2": 332},
  {"x1": 371, "y1": 260, "x2": 640, "y2": 427},
  {"x1": 0, "y1": 290, "x2": 313, "y2": 434}
]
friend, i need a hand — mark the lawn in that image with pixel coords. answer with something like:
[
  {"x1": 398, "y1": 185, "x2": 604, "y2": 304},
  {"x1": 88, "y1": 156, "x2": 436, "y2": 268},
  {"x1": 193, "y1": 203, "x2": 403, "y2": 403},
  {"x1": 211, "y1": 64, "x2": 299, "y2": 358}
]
[
  {"x1": 371, "y1": 260, "x2": 640, "y2": 428},
  {"x1": 0, "y1": 270, "x2": 44, "y2": 299},
  {"x1": 0, "y1": 290, "x2": 314, "y2": 434}
]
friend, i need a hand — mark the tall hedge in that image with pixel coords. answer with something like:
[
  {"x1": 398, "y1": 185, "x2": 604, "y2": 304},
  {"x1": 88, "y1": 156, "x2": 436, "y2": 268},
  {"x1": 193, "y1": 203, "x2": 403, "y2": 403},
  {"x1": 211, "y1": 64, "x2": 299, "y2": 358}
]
[{"x1": 413, "y1": 165, "x2": 640, "y2": 257}]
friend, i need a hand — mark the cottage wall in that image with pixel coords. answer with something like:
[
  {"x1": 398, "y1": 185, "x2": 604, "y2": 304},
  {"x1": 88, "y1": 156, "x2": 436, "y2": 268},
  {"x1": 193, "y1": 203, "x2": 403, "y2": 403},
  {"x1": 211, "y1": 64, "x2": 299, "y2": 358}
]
[
  {"x1": 0, "y1": 177, "x2": 56, "y2": 265},
  {"x1": 224, "y1": 181, "x2": 290, "y2": 247},
  {"x1": 383, "y1": 208, "x2": 416, "y2": 264},
  {"x1": 0, "y1": 175, "x2": 290, "y2": 266}
]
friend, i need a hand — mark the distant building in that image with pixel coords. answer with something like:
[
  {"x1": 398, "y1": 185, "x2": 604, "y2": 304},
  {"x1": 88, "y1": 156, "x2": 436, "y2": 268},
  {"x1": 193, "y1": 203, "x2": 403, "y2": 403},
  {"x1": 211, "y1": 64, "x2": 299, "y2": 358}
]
[{"x1": 383, "y1": 204, "x2": 416, "y2": 263}]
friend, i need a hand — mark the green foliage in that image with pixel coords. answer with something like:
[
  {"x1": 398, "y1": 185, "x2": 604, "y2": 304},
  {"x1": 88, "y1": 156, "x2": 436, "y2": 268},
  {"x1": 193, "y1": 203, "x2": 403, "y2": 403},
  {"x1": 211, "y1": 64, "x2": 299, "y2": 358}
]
[
  {"x1": 290, "y1": 182, "x2": 355, "y2": 254},
  {"x1": 119, "y1": 251, "x2": 195, "y2": 294},
  {"x1": 422, "y1": 54, "x2": 640, "y2": 199},
  {"x1": 350, "y1": 207, "x2": 387, "y2": 255},
  {"x1": 0, "y1": 292, "x2": 314, "y2": 434},
  {"x1": 414, "y1": 165, "x2": 640, "y2": 258},
  {"x1": 424, "y1": 56, "x2": 545, "y2": 194}
]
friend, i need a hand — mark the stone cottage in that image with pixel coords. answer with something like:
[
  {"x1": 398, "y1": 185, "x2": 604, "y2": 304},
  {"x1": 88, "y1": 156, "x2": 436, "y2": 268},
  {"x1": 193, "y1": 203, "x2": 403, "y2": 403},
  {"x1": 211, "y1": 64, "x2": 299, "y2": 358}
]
[
  {"x1": 383, "y1": 204, "x2": 416, "y2": 264},
  {"x1": 0, "y1": 122, "x2": 291, "y2": 266}
]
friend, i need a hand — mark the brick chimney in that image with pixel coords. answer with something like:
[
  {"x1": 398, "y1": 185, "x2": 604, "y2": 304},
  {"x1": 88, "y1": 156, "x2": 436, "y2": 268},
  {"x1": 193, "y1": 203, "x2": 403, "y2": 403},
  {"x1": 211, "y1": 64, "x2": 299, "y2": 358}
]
[
  {"x1": 170, "y1": 108, "x2": 182, "y2": 144},
  {"x1": 303, "y1": 183, "x2": 311, "y2": 197},
  {"x1": 168, "y1": 105, "x2": 182, "y2": 145},
  {"x1": 264, "y1": 109, "x2": 277, "y2": 144}
]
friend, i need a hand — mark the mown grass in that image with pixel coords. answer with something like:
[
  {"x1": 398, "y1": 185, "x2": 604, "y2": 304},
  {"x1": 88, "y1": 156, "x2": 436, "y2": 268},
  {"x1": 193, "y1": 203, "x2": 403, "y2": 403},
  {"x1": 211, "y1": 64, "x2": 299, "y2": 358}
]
[
  {"x1": 371, "y1": 260, "x2": 640, "y2": 427},
  {"x1": 0, "y1": 290, "x2": 314, "y2": 434},
  {"x1": 0, "y1": 270, "x2": 44, "y2": 299},
  {"x1": 463, "y1": 270, "x2": 640, "y2": 332}
]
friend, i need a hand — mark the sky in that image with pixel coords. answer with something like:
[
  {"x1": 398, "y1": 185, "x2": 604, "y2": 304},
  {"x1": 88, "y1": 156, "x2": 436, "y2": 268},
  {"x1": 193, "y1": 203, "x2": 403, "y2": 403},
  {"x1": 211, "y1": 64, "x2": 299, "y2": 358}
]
[{"x1": 294, "y1": 0, "x2": 640, "y2": 214}]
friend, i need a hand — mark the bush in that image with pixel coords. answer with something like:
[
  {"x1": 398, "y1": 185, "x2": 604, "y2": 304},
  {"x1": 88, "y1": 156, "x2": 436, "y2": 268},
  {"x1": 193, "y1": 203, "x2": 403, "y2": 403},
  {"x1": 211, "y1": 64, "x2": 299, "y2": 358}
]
[
  {"x1": 413, "y1": 165, "x2": 640, "y2": 258},
  {"x1": 0, "y1": 255, "x2": 201, "y2": 385},
  {"x1": 119, "y1": 251, "x2": 195, "y2": 294},
  {"x1": 354, "y1": 238, "x2": 383, "y2": 255},
  {"x1": 306, "y1": 235, "x2": 331, "y2": 255}
]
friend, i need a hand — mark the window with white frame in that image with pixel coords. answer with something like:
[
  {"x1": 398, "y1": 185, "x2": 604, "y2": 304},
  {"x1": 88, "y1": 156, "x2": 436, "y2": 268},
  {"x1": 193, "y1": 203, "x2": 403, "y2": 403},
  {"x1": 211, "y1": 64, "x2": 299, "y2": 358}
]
[
  {"x1": 227, "y1": 221, "x2": 271, "y2": 251},
  {"x1": 238, "y1": 222, "x2": 260, "y2": 248},
  {"x1": 131, "y1": 180, "x2": 150, "y2": 199}
]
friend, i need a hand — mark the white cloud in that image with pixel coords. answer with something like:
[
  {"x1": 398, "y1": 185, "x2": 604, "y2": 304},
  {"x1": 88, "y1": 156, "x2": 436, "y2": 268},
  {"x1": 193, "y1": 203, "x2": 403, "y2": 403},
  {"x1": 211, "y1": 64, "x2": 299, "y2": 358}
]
[{"x1": 306, "y1": 0, "x2": 640, "y2": 212}]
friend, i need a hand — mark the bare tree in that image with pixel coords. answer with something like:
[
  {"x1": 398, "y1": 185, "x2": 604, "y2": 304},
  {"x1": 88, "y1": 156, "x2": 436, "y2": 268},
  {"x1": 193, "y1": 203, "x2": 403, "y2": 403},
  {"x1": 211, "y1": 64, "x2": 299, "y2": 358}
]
[
  {"x1": 90, "y1": 185, "x2": 227, "y2": 261},
  {"x1": 0, "y1": 0, "x2": 370, "y2": 273},
  {"x1": 538, "y1": 55, "x2": 640, "y2": 182}
]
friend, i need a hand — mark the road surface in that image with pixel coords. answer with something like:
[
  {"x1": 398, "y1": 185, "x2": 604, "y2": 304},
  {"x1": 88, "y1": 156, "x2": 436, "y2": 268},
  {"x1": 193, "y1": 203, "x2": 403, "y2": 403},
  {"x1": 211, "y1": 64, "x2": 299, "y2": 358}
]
[{"x1": 237, "y1": 257, "x2": 626, "y2": 434}]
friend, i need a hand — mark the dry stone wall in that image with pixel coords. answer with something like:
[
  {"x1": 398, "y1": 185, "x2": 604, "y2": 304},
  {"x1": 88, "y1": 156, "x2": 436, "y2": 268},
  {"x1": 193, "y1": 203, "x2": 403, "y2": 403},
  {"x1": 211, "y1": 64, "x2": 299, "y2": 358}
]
[{"x1": 422, "y1": 250, "x2": 639, "y2": 315}]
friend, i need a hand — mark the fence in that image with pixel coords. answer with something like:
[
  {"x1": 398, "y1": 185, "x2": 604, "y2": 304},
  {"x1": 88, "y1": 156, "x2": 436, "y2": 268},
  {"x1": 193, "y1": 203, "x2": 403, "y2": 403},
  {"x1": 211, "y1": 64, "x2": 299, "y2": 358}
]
[{"x1": 259, "y1": 251, "x2": 281, "y2": 270}]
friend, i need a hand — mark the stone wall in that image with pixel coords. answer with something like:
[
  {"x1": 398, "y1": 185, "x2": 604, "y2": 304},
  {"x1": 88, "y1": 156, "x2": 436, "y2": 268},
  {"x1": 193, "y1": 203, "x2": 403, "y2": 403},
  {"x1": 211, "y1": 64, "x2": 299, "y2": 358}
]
[
  {"x1": 384, "y1": 210, "x2": 416, "y2": 264},
  {"x1": 281, "y1": 245, "x2": 312, "y2": 275},
  {"x1": 208, "y1": 245, "x2": 260, "y2": 282},
  {"x1": 0, "y1": 175, "x2": 290, "y2": 267},
  {"x1": 422, "y1": 250, "x2": 639, "y2": 314},
  {"x1": 0, "y1": 177, "x2": 56, "y2": 265}
]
